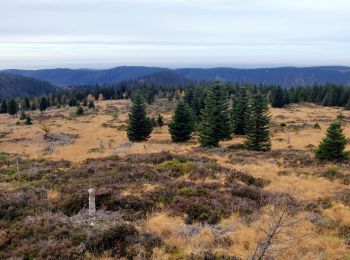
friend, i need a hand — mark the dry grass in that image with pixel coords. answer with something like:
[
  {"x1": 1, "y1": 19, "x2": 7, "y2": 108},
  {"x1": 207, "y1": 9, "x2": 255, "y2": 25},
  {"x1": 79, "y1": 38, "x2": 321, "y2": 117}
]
[{"x1": 1, "y1": 101, "x2": 350, "y2": 258}]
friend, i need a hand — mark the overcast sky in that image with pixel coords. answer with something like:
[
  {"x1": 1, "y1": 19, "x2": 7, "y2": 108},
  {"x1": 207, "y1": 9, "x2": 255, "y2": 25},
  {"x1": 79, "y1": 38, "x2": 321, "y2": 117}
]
[{"x1": 1, "y1": 0, "x2": 349, "y2": 69}]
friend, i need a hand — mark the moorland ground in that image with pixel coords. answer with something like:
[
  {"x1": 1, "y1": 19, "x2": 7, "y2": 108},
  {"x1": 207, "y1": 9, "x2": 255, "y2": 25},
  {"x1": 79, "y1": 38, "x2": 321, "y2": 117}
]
[{"x1": 0, "y1": 99, "x2": 349, "y2": 259}]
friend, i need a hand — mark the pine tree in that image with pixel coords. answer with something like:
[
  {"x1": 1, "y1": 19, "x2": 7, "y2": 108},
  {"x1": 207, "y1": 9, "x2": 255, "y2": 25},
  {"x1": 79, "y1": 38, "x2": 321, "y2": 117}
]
[
  {"x1": 76, "y1": 105, "x2": 84, "y2": 116},
  {"x1": 271, "y1": 86, "x2": 285, "y2": 108},
  {"x1": 127, "y1": 94, "x2": 153, "y2": 142},
  {"x1": 0, "y1": 100, "x2": 8, "y2": 114},
  {"x1": 25, "y1": 116, "x2": 32, "y2": 125},
  {"x1": 68, "y1": 97, "x2": 78, "y2": 107},
  {"x1": 345, "y1": 99, "x2": 350, "y2": 110},
  {"x1": 31, "y1": 102, "x2": 37, "y2": 111},
  {"x1": 284, "y1": 91, "x2": 291, "y2": 105},
  {"x1": 23, "y1": 98, "x2": 30, "y2": 110},
  {"x1": 20, "y1": 111, "x2": 27, "y2": 120},
  {"x1": 157, "y1": 114, "x2": 164, "y2": 127},
  {"x1": 40, "y1": 97, "x2": 48, "y2": 112},
  {"x1": 199, "y1": 83, "x2": 231, "y2": 147},
  {"x1": 87, "y1": 94, "x2": 95, "y2": 109},
  {"x1": 245, "y1": 92, "x2": 271, "y2": 151},
  {"x1": 315, "y1": 121, "x2": 347, "y2": 161},
  {"x1": 232, "y1": 87, "x2": 249, "y2": 135},
  {"x1": 168, "y1": 102, "x2": 196, "y2": 142},
  {"x1": 8, "y1": 99, "x2": 18, "y2": 117}
]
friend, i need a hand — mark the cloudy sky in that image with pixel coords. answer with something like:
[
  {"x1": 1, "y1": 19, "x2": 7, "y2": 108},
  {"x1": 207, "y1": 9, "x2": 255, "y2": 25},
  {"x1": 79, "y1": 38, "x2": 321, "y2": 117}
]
[{"x1": 1, "y1": 0, "x2": 349, "y2": 69}]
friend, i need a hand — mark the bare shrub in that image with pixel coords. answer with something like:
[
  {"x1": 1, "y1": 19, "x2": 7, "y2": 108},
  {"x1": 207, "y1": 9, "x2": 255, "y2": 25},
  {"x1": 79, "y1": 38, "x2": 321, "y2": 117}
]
[{"x1": 251, "y1": 195, "x2": 308, "y2": 260}]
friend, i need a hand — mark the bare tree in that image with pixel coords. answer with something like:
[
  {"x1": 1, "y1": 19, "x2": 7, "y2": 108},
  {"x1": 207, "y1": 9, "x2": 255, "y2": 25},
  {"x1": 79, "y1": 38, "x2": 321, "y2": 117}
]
[{"x1": 251, "y1": 194, "x2": 310, "y2": 260}]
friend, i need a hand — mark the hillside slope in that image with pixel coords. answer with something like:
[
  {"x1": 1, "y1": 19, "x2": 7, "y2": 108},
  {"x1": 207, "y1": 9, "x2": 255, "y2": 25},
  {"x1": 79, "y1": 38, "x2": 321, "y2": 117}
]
[
  {"x1": 4, "y1": 66, "x2": 350, "y2": 87},
  {"x1": 4, "y1": 67, "x2": 166, "y2": 86},
  {"x1": 0, "y1": 73, "x2": 57, "y2": 99},
  {"x1": 120, "y1": 70, "x2": 193, "y2": 87},
  {"x1": 175, "y1": 66, "x2": 350, "y2": 86}
]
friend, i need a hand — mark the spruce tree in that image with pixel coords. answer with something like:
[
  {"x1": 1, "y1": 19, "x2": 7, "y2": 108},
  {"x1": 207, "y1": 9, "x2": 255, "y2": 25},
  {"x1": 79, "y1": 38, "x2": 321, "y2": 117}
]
[
  {"x1": 127, "y1": 94, "x2": 153, "y2": 142},
  {"x1": 168, "y1": 102, "x2": 196, "y2": 142},
  {"x1": 0, "y1": 100, "x2": 8, "y2": 114},
  {"x1": 157, "y1": 114, "x2": 164, "y2": 127},
  {"x1": 271, "y1": 86, "x2": 285, "y2": 108},
  {"x1": 24, "y1": 98, "x2": 30, "y2": 110},
  {"x1": 245, "y1": 92, "x2": 271, "y2": 151},
  {"x1": 25, "y1": 116, "x2": 32, "y2": 125},
  {"x1": 76, "y1": 105, "x2": 84, "y2": 116},
  {"x1": 20, "y1": 111, "x2": 27, "y2": 120},
  {"x1": 199, "y1": 83, "x2": 231, "y2": 147},
  {"x1": 345, "y1": 99, "x2": 350, "y2": 110},
  {"x1": 8, "y1": 99, "x2": 18, "y2": 117},
  {"x1": 31, "y1": 102, "x2": 37, "y2": 111},
  {"x1": 232, "y1": 87, "x2": 249, "y2": 135},
  {"x1": 40, "y1": 97, "x2": 48, "y2": 112},
  {"x1": 315, "y1": 121, "x2": 347, "y2": 161}
]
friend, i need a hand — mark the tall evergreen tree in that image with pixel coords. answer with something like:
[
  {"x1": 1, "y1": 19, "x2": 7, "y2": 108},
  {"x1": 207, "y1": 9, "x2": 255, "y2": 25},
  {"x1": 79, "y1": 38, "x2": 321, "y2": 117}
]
[
  {"x1": 245, "y1": 92, "x2": 271, "y2": 151},
  {"x1": 315, "y1": 121, "x2": 347, "y2": 161},
  {"x1": 271, "y1": 86, "x2": 285, "y2": 108},
  {"x1": 0, "y1": 100, "x2": 8, "y2": 114},
  {"x1": 157, "y1": 114, "x2": 164, "y2": 128},
  {"x1": 76, "y1": 105, "x2": 84, "y2": 116},
  {"x1": 40, "y1": 97, "x2": 48, "y2": 112},
  {"x1": 127, "y1": 94, "x2": 153, "y2": 142},
  {"x1": 199, "y1": 82, "x2": 231, "y2": 147},
  {"x1": 23, "y1": 98, "x2": 30, "y2": 110},
  {"x1": 232, "y1": 87, "x2": 249, "y2": 135},
  {"x1": 8, "y1": 99, "x2": 18, "y2": 117},
  {"x1": 31, "y1": 102, "x2": 37, "y2": 111},
  {"x1": 168, "y1": 102, "x2": 196, "y2": 142}
]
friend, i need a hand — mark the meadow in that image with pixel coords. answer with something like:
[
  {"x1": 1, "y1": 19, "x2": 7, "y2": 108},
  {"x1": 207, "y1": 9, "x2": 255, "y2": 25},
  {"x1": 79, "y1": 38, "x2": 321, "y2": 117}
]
[{"x1": 0, "y1": 99, "x2": 349, "y2": 259}]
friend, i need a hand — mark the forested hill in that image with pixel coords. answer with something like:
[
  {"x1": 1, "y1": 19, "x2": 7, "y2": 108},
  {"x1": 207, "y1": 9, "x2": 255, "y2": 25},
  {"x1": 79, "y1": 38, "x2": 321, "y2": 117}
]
[
  {"x1": 3, "y1": 66, "x2": 350, "y2": 87},
  {"x1": 0, "y1": 73, "x2": 57, "y2": 99},
  {"x1": 176, "y1": 66, "x2": 350, "y2": 87},
  {"x1": 4, "y1": 67, "x2": 166, "y2": 86}
]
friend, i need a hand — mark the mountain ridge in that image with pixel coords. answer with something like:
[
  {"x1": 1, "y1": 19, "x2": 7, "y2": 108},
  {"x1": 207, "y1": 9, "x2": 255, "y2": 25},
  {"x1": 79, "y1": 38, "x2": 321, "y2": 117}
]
[
  {"x1": 2, "y1": 66, "x2": 350, "y2": 87},
  {"x1": 0, "y1": 73, "x2": 57, "y2": 99}
]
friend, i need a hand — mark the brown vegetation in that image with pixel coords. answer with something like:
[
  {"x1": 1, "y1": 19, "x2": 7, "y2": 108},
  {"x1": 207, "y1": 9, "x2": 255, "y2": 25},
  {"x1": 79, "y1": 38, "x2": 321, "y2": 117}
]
[{"x1": 0, "y1": 101, "x2": 349, "y2": 258}]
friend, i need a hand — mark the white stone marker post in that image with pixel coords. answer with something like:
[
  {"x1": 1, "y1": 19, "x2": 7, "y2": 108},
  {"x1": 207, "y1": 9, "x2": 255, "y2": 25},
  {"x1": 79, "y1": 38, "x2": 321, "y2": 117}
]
[{"x1": 88, "y1": 188, "x2": 96, "y2": 216}]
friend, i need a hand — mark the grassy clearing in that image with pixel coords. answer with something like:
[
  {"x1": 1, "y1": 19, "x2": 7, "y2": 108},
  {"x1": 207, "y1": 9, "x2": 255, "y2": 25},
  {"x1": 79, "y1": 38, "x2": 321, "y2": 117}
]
[{"x1": 0, "y1": 101, "x2": 349, "y2": 258}]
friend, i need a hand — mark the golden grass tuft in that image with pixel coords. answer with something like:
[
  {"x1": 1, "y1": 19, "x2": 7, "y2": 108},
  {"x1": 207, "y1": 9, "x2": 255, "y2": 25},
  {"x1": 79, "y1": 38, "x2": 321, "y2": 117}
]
[{"x1": 47, "y1": 190, "x2": 61, "y2": 202}]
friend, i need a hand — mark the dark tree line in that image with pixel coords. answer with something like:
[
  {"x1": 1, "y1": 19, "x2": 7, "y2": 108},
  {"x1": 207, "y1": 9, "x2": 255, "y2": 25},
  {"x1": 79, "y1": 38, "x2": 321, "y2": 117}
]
[
  {"x1": 127, "y1": 82, "x2": 271, "y2": 151},
  {"x1": 2, "y1": 80, "x2": 350, "y2": 117}
]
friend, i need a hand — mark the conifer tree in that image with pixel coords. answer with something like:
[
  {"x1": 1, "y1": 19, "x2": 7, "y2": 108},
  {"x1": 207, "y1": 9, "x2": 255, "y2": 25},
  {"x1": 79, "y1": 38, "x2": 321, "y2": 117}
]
[
  {"x1": 245, "y1": 92, "x2": 271, "y2": 151},
  {"x1": 20, "y1": 111, "x2": 27, "y2": 120},
  {"x1": 168, "y1": 102, "x2": 196, "y2": 142},
  {"x1": 8, "y1": 99, "x2": 18, "y2": 117},
  {"x1": 127, "y1": 94, "x2": 153, "y2": 142},
  {"x1": 76, "y1": 105, "x2": 84, "y2": 116},
  {"x1": 23, "y1": 98, "x2": 30, "y2": 110},
  {"x1": 199, "y1": 83, "x2": 231, "y2": 147},
  {"x1": 345, "y1": 99, "x2": 350, "y2": 110},
  {"x1": 232, "y1": 87, "x2": 249, "y2": 135},
  {"x1": 25, "y1": 116, "x2": 32, "y2": 125},
  {"x1": 271, "y1": 86, "x2": 285, "y2": 108},
  {"x1": 315, "y1": 121, "x2": 347, "y2": 161},
  {"x1": 31, "y1": 102, "x2": 37, "y2": 111},
  {"x1": 0, "y1": 100, "x2": 8, "y2": 114},
  {"x1": 40, "y1": 97, "x2": 48, "y2": 112},
  {"x1": 87, "y1": 94, "x2": 95, "y2": 109},
  {"x1": 157, "y1": 114, "x2": 164, "y2": 127}
]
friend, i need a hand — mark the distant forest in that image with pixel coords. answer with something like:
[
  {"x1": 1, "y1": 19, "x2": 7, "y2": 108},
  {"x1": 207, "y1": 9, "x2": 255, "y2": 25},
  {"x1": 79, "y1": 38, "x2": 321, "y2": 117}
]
[{"x1": 1, "y1": 82, "x2": 350, "y2": 116}]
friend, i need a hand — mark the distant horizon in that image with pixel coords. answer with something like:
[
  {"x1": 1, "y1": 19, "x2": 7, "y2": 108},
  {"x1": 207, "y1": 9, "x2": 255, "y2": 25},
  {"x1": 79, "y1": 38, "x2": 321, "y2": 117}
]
[
  {"x1": 0, "y1": 65, "x2": 350, "y2": 71},
  {"x1": 2, "y1": 64, "x2": 350, "y2": 71}
]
